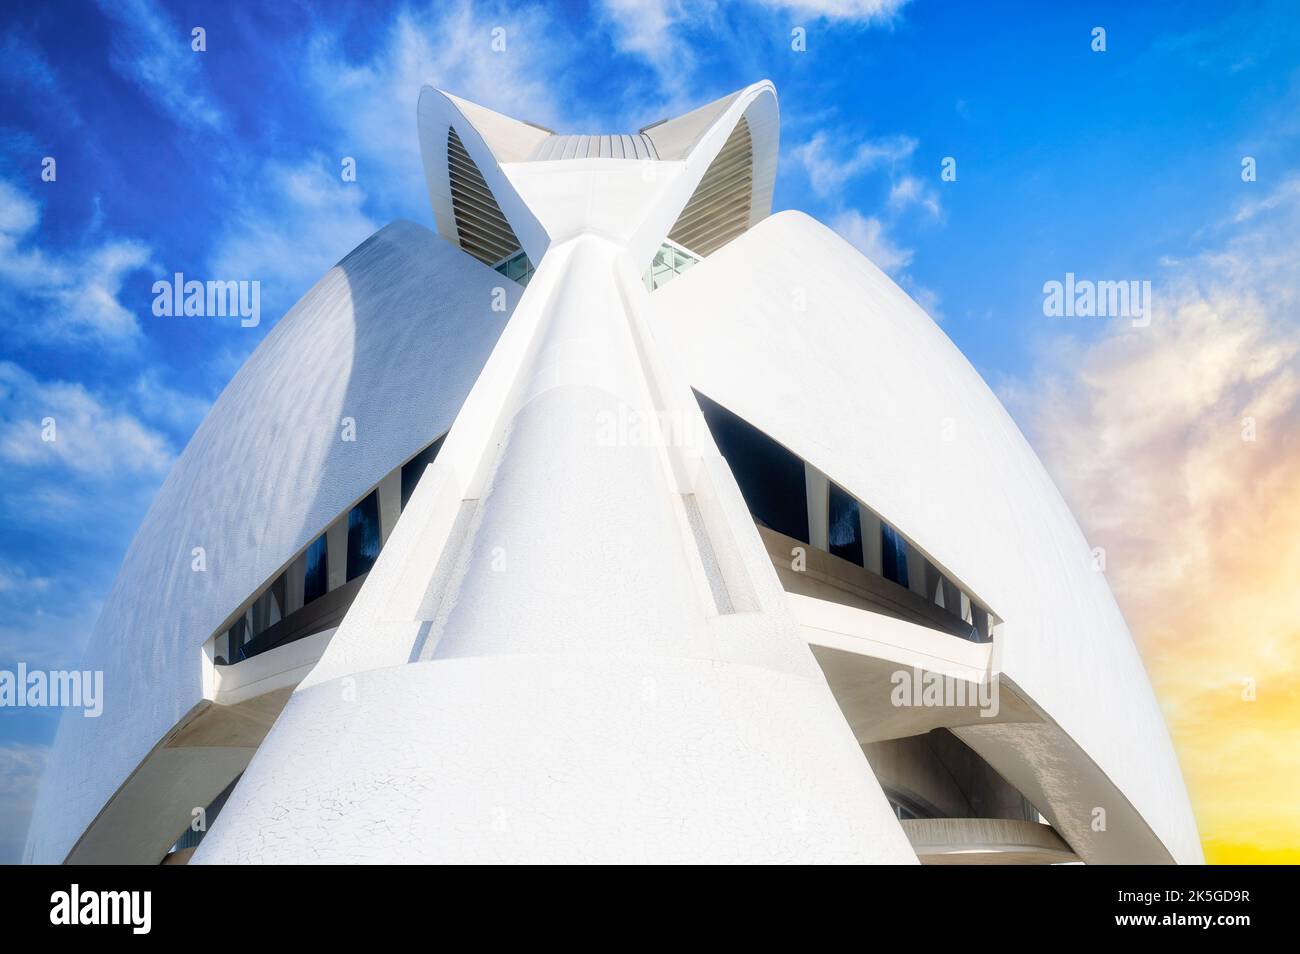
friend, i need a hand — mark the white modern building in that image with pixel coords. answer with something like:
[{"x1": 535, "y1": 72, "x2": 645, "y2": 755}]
[{"x1": 25, "y1": 82, "x2": 1202, "y2": 865}]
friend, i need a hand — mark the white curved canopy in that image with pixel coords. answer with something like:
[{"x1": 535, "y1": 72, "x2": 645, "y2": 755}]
[
  {"x1": 25, "y1": 221, "x2": 523, "y2": 864},
  {"x1": 649, "y1": 209, "x2": 1203, "y2": 865}
]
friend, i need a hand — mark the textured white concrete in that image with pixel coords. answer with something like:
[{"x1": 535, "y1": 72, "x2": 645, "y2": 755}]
[
  {"x1": 197, "y1": 655, "x2": 914, "y2": 864},
  {"x1": 194, "y1": 88, "x2": 917, "y2": 864},
  {"x1": 24, "y1": 221, "x2": 521, "y2": 864},
  {"x1": 418, "y1": 88, "x2": 551, "y2": 266},
  {"x1": 650, "y1": 210, "x2": 1203, "y2": 864},
  {"x1": 31, "y1": 79, "x2": 1201, "y2": 866}
]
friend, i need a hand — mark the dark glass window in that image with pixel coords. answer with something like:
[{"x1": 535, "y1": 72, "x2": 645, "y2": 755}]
[
  {"x1": 224, "y1": 611, "x2": 251, "y2": 664},
  {"x1": 346, "y1": 491, "x2": 382, "y2": 580},
  {"x1": 827, "y1": 482, "x2": 864, "y2": 566},
  {"x1": 252, "y1": 574, "x2": 286, "y2": 636},
  {"x1": 694, "y1": 390, "x2": 809, "y2": 543},
  {"x1": 941, "y1": 576, "x2": 961, "y2": 615},
  {"x1": 881, "y1": 523, "x2": 910, "y2": 588},
  {"x1": 924, "y1": 559, "x2": 943, "y2": 604},
  {"x1": 401, "y1": 435, "x2": 446, "y2": 509},
  {"x1": 303, "y1": 533, "x2": 328, "y2": 605}
]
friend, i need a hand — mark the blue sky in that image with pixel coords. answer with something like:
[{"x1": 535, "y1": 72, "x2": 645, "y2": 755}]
[{"x1": 1, "y1": 0, "x2": 1298, "y2": 862}]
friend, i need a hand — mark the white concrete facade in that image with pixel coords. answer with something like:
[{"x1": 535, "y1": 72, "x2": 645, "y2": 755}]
[{"x1": 26, "y1": 81, "x2": 1201, "y2": 865}]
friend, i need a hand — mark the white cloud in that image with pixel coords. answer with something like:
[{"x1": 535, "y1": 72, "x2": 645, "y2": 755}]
[
  {"x1": 0, "y1": 568, "x2": 51, "y2": 594},
  {"x1": 1005, "y1": 173, "x2": 1300, "y2": 855},
  {"x1": 207, "y1": 157, "x2": 381, "y2": 318},
  {"x1": 1232, "y1": 174, "x2": 1300, "y2": 224},
  {"x1": 0, "y1": 178, "x2": 152, "y2": 346},
  {"x1": 888, "y1": 173, "x2": 941, "y2": 219},
  {"x1": 1010, "y1": 176, "x2": 1300, "y2": 606},
  {"x1": 93, "y1": 0, "x2": 224, "y2": 131},
  {"x1": 797, "y1": 130, "x2": 942, "y2": 314},
  {"x1": 205, "y1": 2, "x2": 584, "y2": 325},
  {"x1": 751, "y1": 0, "x2": 910, "y2": 21},
  {"x1": 792, "y1": 130, "x2": 917, "y2": 198},
  {"x1": 596, "y1": 0, "x2": 909, "y2": 95},
  {"x1": 830, "y1": 209, "x2": 912, "y2": 272},
  {"x1": 0, "y1": 361, "x2": 173, "y2": 479},
  {"x1": 0, "y1": 179, "x2": 40, "y2": 237},
  {"x1": 129, "y1": 369, "x2": 213, "y2": 434},
  {"x1": 305, "y1": 2, "x2": 578, "y2": 219},
  {"x1": 829, "y1": 208, "x2": 942, "y2": 319},
  {"x1": 596, "y1": 0, "x2": 702, "y2": 85}
]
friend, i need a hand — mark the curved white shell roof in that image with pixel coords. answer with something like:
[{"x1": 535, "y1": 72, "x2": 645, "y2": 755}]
[
  {"x1": 650, "y1": 209, "x2": 1203, "y2": 864},
  {"x1": 26, "y1": 79, "x2": 1200, "y2": 866},
  {"x1": 25, "y1": 220, "x2": 522, "y2": 863}
]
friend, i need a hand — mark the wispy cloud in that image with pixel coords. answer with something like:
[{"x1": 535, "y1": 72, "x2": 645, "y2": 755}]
[
  {"x1": 887, "y1": 173, "x2": 941, "y2": 219},
  {"x1": 751, "y1": 0, "x2": 910, "y2": 22},
  {"x1": 0, "y1": 30, "x2": 83, "y2": 129},
  {"x1": 791, "y1": 130, "x2": 917, "y2": 198},
  {"x1": 0, "y1": 361, "x2": 173, "y2": 479},
  {"x1": 802, "y1": 129, "x2": 943, "y2": 315},
  {"x1": 0, "y1": 178, "x2": 153, "y2": 346},
  {"x1": 305, "y1": 1, "x2": 580, "y2": 219},
  {"x1": 596, "y1": 0, "x2": 704, "y2": 87},
  {"x1": 830, "y1": 208, "x2": 912, "y2": 272},
  {"x1": 129, "y1": 369, "x2": 213, "y2": 434},
  {"x1": 207, "y1": 156, "x2": 380, "y2": 319},
  {"x1": 93, "y1": 0, "x2": 225, "y2": 131},
  {"x1": 202, "y1": 1, "x2": 583, "y2": 327},
  {"x1": 596, "y1": 0, "x2": 910, "y2": 98},
  {"x1": 1007, "y1": 174, "x2": 1300, "y2": 863}
]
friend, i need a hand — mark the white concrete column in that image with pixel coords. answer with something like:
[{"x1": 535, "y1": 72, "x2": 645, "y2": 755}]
[
  {"x1": 907, "y1": 542, "x2": 927, "y2": 597},
  {"x1": 805, "y1": 462, "x2": 828, "y2": 551},
  {"x1": 377, "y1": 470, "x2": 402, "y2": 544},
  {"x1": 325, "y1": 515, "x2": 348, "y2": 591},
  {"x1": 862, "y1": 508, "x2": 883, "y2": 574},
  {"x1": 285, "y1": 552, "x2": 306, "y2": 614}
]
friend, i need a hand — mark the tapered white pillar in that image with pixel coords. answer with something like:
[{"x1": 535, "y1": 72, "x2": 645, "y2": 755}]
[{"x1": 192, "y1": 88, "x2": 916, "y2": 864}]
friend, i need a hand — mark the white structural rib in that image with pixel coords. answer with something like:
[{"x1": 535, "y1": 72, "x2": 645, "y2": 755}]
[
  {"x1": 418, "y1": 88, "x2": 551, "y2": 266},
  {"x1": 27, "y1": 79, "x2": 1201, "y2": 867},
  {"x1": 649, "y1": 210, "x2": 1204, "y2": 865},
  {"x1": 23, "y1": 222, "x2": 524, "y2": 864},
  {"x1": 191, "y1": 82, "x2": 917, "y2": 864},
  {"x1": 645, "y1": 85, "x2": 778, "y2": 257},
  {"x1": 668, "y1": 116, "x2": 754, "y2": 255}
]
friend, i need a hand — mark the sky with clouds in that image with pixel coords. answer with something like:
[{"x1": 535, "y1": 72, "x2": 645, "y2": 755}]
[{"x1": 1, "y1": 0, "x2": 1298, "y2": 863}]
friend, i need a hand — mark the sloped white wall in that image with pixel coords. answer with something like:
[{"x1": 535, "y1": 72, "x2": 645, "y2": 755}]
[
  {"x1": 650, "y1": 210, "x2": 1202, "y2": 864},
  {"x1": 25, "y1": 221, "x2": 521, "y2": 863}
]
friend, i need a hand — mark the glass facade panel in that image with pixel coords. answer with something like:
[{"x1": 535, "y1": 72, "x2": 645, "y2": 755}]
[
  {"x1": 827, "y1": 481, "x2": 864, "y2": 567},
  {"x1": 493, "y1": 249, "x2": 534, "y2": 287},
  {"x1": 252, "y1": 573, "x2": 285, "y2": 637},
  {"x1": 346, "y1": 491, "x2": 382, "y2": 581},
  {"x1": 881, "y1": 522, "x2": 910, "y2": 588},
  {"x1": 400, "y1": 435, "x2": 446, "y2": 509},
  {"x1": 940, "y1": 576, "x2": 961, "y2": 615},
  {"x1": 644, "y1": 241, "x2": 701, "y2": 291},
  {"x1": 695, "y1": 390, "x2": 809, "y2": 543},
  {"x1": 303, "y1": 533, "x2": 328, "y2": 606},
  {"x1": 224, "y1": 609, "x2": 252, "y2": 664}
]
